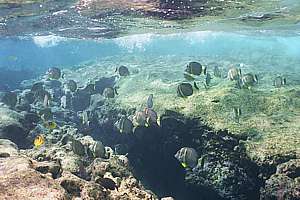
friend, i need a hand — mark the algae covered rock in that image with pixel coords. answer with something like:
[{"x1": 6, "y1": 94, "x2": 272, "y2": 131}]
[
  {"x1": 260, "y1": 159, "x2": 300, "y2": 200},
  {"x1": 0, "y1": 107, "x2": 27, "y2": 147},
  {"x1": 260, "y1": 174, "x2": 296, "y2": 200},
  {"x1": 276, "y1": 159, "x2": 300, "y2": 178},
  {"x1": 60, "y1": 154, "x2": 84, "y2": 176}
]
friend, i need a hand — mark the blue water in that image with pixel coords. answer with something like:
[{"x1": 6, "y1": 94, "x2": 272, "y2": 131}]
[{"x1": 1, "y1": 31, "x2": 300, "y2": 73}]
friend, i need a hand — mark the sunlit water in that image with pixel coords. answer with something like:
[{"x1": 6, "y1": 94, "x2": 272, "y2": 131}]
[{"x1": 1, "y1": 31, "x2": 300, "y2": 78}]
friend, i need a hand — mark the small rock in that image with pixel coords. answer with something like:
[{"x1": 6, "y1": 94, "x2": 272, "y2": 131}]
[
  {"x1": 0, "y1": 139, "x2": 19, "y2": 157},
  {"x1": 58, "y1": 171, "x2": 107, "y2": 199},
  {"x1": 33, "y1": 160, "x2": 61, "y2": 178}
]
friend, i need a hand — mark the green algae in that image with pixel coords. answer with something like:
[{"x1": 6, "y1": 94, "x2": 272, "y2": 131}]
[
  {"x1": 113, "y1": 69, "x2": 300, "y2": 163},
  {"x1": 66, "y1": 51, "x2": 300, "y2": 164}
]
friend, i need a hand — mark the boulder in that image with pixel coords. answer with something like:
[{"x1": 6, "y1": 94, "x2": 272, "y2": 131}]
[
  {"x1": 0, "y1": 107, "x2": 27, "y2": 147},
  {"x1": 0, "y1": 156, "x2": 68, "y2": 200},
  {"x1": 0, "y1": 139, "x2": 19, "y2": 157}
]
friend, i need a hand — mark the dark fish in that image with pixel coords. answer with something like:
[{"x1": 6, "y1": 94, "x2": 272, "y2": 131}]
[
  {"x1": 66, "y1": 80, "x2": 77, "y2": 92},
  {"x1": 177, "y1": 83, "x2": 193, "y2": 97},
  {"x1": 116, "y1": 116, "x2": 133, "y2": 134},
  {"x1": 31, "y1": 82, "x2": 44, "y2": 93},
  {"x1": 116, "y1": 66, "x2": 130, "y2": 76},
  {"x1": 185, "y1": 62, "x2": 202, "y2": 76},
  {"x1": 147, "y1": 94, "x2": 153, "y2": 108},
  {"x1": 211, "y1": 99, "x2": 220, "y2": 103},
  {"x1": 96, "y1": 177, "x2": 118, "y2": 191}
]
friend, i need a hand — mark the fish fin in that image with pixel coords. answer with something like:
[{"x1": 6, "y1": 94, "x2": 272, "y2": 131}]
[
  {"x1": 282, "y1": 78, "x2": 286, "y2": 85},
  {"x1": 203, "y1": 66, "x2": 207, "y2": 75},
  {"x1": 193, "y1": 82, "x2": 199, "y2": 90},
  {"x1": 254, "y1": 74, "x2": 258, "y2": 82},
  {"x1": 114, "y1": 88, "x2": 118, "y2": 95}
]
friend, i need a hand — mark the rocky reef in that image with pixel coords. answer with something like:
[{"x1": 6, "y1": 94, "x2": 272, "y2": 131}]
[{"x1": 0, "y1": 62, "x2": 299, "y2": 200}]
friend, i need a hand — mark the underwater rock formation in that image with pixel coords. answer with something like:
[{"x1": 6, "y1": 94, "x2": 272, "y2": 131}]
[
  {"x1": 0, "y1": 155, "x2": 68, "y2": 200},
  {"x1": 260, "y1": 159, "x2": 300, "y2": 200},
  {"x1": 0, "y1": 107, "x2": 28, "y2": 147},
  {"x1": 0, "y1": 138, "x2": 19, "y2": 157},
  {"x1": 127, "y1": 110, "x2": 261, "y2": 200}
]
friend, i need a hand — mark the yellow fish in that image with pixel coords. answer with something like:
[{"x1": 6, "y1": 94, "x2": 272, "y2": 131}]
[
  {"x1": 44, "y1": 121, "x2": 57, "y2": 130},
  {"x1": 34, "y1": 135, "x2": 45, "y2": 148},
  {"x1": 181, "y1": 162, "x2": 188, "y2": 168},
  {"x1": 8, "y1": 56, "x2": 17, "y2": 61}
]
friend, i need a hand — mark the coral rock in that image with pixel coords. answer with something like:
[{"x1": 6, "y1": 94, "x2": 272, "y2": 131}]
[{"x1": 0, "y1": 156, "x2": 68, "y2": 200}]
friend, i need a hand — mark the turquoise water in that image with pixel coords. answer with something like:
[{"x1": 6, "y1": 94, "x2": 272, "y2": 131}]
[
  {"x1": 1, "y1": 1, "x2": 300, "y2": 200},
  {"x1": 1, "y1": 31, "x2": 300, "y2": 74}
]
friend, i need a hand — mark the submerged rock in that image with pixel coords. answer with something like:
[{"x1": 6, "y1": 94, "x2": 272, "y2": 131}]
[
  {"x1": 0, "y1": 156, "x2": 68, "y2": 199},
  {"x1": 260, "y1": 159, "x2": 300, "y2": 200},
  {"x1": 0, "y1": 139, "x2": 19, "y2": 157},
  {"x1": 58, "y1": 171, "x2": 106, "y2": 199},
  {"x1": 0, "y1": 91, "x2": 17, "y2": 108},
  {"x1": 33, "y1": 160, "x2": 62, "y2": 178},
  {"x1": 0, "y1": 107, "x2": 28, "y2": 147}
]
